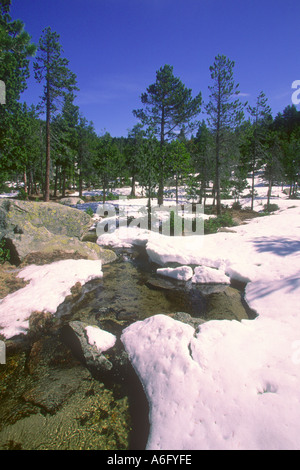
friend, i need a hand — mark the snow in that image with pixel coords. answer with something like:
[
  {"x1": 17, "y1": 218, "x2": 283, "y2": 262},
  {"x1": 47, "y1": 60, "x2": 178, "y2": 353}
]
[
  {"x1": 85, "y1": 325, "x2": 116, "y2": 352},
  {"x1": 192, "y1": 266, "x2": 231, "y2": 284},
  {"x1": 0, "y1": 259, "x2": 103, "y2": 339},
  {"x1": 157, "y1": 266, "x2": 193, "y2": 281},
  {"x1": 1, "y1": 176, "x2": 300, "y2": 450},
  {"x1": 119, "y1": 181, "x2": 300, "y2": 450},
  {"x1": 0, "y1": 192, "x2": 18, "y2": 198}
]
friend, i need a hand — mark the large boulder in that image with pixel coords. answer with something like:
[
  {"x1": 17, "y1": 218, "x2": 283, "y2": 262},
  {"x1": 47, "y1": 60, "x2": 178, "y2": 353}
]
[
  {"x1": 0, "y1": 198, "x2": 92, "y2": 239},
  {"x1": 0, "y1": 199, "x2": 117, "y2": 265}
]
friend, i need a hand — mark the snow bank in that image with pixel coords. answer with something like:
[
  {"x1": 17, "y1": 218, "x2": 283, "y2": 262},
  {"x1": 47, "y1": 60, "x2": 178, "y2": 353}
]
[
  {"x1": 121, "y1": 199, "x2": 300, "y2": 450},
  {"x1": 156, "y1": 265, "x2": 230, "y2": 284},
  {"x1": 0, "y1": 192, "x2": 18, "y2": 198},
  {"x1": 0, "y1": 259, "x2": 103, "y2": 339}
]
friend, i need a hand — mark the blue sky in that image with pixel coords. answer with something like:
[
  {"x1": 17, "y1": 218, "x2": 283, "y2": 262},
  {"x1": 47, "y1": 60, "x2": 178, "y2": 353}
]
[{"x1": 10, "y1": 0, "x2": 300, "y2": 137}]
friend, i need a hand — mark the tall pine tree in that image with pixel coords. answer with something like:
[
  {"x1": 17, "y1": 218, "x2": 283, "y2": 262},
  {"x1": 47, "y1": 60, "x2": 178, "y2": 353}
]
[
  {"x1": 206, "y1": 55, "x2": 245, "y2": 215},
  {"x1": 34, "y1": 27, "x2": 78, "y2": 201},
  {"x1": 133, "y1": 64, "x2": 202, "y2": 205},
  {"x1": 0, "y1": 0, "x2": 36, "y2": 179},
  {"x1": 247, "y1": 91, "x2": 272, "y2": 209}
]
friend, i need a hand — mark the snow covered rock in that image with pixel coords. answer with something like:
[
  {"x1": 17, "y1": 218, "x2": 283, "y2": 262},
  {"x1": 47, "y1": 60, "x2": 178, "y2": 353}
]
[
  {"x1": 157, "y1": 266, "x2": 193, "y2": 281},
  {"x1": 192, "y1": 266, "x2": 230, "y2": 284},
  {"x1": 67, "y1": 321, "x2": 115, "y2": 372},
  {"x1": 63, "y1": 320, "x2": 131, "y2": 381}
]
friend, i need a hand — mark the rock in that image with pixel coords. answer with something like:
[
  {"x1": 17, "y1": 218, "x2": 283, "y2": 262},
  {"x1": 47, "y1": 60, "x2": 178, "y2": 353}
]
[
  {"x1": 0, "y1": 199, "x2": 117, "y2": 265},
  {"x1": 23, "y1": 367, "x2": 91, "y2": 414},
  {"x1": 168, "y1": 312, "x2": 206, "y2": 329},
  {"x1": 63, "y1": 321, "x2": 130, "y2": 382},
  {"x1": 206, "y1": 286, "x2": 249, "y2": 321},
  {"x1": 157, "y1": 266, "x2": 193, "y2": 281},
  {"x1": 7, "y1": 231, "x2": 116, "y2": 265},
  {"x1": 66, "y1": 321, "x2": 114, "y2": 371},
  {"x1": 23, "y1": 335, "x2": 92, "y2": 414},
  {"x1": 0, "y1": 263, "x2": 28, "y2": 298},
  {"x1": 0, "y1": 198, "x2": 92, "y2": 238},
  {"x1": 217, "y1": 227, "x2": 237, "y2": 233},
  {"x1": 232, "y1": 217, "x2": 242, "y2": 226},
  {"x1": 59, "y1": 197, "x2": 85, "y2": 205},
  {"x1": 146, "y1": 277, "x2": 182, "y2": 291}
]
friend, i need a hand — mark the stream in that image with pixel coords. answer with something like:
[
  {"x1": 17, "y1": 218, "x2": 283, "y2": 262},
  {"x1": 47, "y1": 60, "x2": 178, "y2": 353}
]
[{"x1": 0, "y1": 241, "x2": 256, "y2": 450}]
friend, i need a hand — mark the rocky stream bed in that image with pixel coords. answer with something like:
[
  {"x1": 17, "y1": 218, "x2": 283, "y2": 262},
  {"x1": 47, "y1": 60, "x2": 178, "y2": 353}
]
[
  {"x1": 0, "y1": 245, "x2": 256, "y2": 451},
  {"x1": 0, "y1": 198, "x2": 256, "y2": 450}
]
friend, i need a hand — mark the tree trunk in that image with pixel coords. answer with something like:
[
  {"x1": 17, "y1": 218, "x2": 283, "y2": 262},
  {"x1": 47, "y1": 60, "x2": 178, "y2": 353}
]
[
  {"x1": 54, "y1": 164, "x2": 59, "y2": 198},
  {"x1": 251, "y1": 161, "x2": 255, "y2": 211},
  {"x1": 45, "y1": 51, "x2": 51, "y2": 202},
  {"x1": 79, "y1": 169, "x2": 83, "y2": 198},
  {"x1": 215, "y1": 84, "x2": 222, "y2": 216},
  {"x1": 131, "y1": 174, "x2": 136, "y2": 197},
  {"x1": 103, "y1": 179, "x2": 106, "y2": 203},
  {"x1": 215, "y1": 132, "x2": 221, "y2": 215},
  {"x1": 267, "y1": 177, "x2": 272, "y2": 209},
  {"x1": 158, "y1": 174, "x2": 164, "y2": 206},
  {"x1": 62, "y1": 166, "x2": 66, "y2": 198},
  {"x1": 158, "y1": 106, "x2": 165, "y2": 206},
  {"x1": 23, "y1": 169, "x2": 28, "y2": 199}
]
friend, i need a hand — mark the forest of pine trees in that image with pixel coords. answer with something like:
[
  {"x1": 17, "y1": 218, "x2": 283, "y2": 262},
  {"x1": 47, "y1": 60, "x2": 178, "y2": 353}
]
[{"x1": 0, "y1": 1, "x2": 299, "y2": 210}]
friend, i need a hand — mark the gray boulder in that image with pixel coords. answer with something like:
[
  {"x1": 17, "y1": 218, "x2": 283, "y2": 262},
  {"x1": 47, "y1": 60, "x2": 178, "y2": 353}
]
[
  {"x1": 59, "y1": 197, "x2": 85, "y2": 206},
  {"x1": 0, "y1": 199, "x2": 117, "y2": 265},
  {"x1": 0, "y1": 198, "x2": 92, "y2": 238}
]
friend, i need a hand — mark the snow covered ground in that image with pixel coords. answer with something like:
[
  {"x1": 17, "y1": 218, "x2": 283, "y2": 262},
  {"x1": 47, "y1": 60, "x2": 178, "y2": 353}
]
[
  {"x1": 0, "y1": 176, "x2": 300, "y2": 450},
  {"x1": 96, "y1": 177, "x2": 300, "y2": 450},
  {"x1": 0, "y1": 260, "x2": 103, "y2": 339}
]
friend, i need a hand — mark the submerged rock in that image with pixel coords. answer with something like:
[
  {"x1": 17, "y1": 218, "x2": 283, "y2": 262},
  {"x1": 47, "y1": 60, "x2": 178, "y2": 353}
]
[{"x1": 206, "y1": 286, "x2": 249, "y2": 321}]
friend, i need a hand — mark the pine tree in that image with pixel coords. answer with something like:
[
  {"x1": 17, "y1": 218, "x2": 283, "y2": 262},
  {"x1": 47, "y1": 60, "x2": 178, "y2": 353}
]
[
  {"x1": 34, "y1": 27, "x2": 78, "y2": 201},
  {"x1": 188, "y1": 120, "x2": 214, "y2": 204},
  {"x1": 166, "y1": 140, "x2": 191, "y2": 204},
  {"x1": 52, "y1": 92, "x2": 79, "y2": 197},
  {"x1": 94, "y1": 132, "x2": 120, "y2": 203},
  {"x1": 247, "y1": 91, "x2": 272, "y2": 210},
  {"x1": 0, "y1": 0, "x2": 36, "y2": 176},
  {"x1": 13, "y1": 103, "x2": 41, "y2": 196},
  {"x1": 264, "y1": 130, "x2": 283, "y2": 209},
  {"x1": 206, "y1": 55, "x2": 245, "y2": 215},
  {"x1": 133, "y1": 64, "x2": 202, "y2": 205},
  {"x1": 76, "y1": 116, "x2": 96, "y2": 197},
  {"x1": 137, "y1": 131, "x2": 160, "y2": 209}
]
